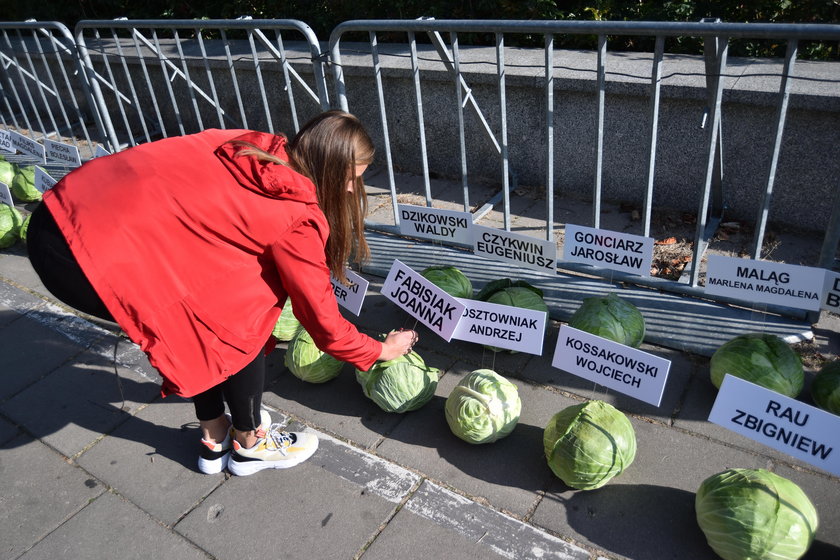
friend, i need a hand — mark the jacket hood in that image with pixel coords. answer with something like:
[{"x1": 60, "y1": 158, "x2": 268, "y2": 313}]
[{"x1": 215, "y1": 131, "x2": 318, "y2": 204}]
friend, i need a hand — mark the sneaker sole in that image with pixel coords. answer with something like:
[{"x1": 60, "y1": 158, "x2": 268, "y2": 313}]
[
  {"x1": 228, "y1": 437, "x2": 319, "y2": 476},
  {"x1": 198, "y1": 410, "x2": 271, "y2": 474}
]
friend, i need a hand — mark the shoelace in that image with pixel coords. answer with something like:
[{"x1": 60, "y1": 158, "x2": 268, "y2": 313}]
[{"x1": 264, "y1": 424, "x2": 296, "y2": 454}]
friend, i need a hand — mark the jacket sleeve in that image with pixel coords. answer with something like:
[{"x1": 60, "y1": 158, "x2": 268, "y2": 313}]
[{"x1": 270, "y1": 217, "x2": 382, "y2": 371}]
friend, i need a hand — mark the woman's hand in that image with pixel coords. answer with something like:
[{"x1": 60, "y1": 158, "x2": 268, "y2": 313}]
[{"x1": 378, "y1": 329, "x2": 418, "y2": 362}]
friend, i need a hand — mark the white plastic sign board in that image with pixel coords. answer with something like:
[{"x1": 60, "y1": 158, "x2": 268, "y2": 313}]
[
  {"x1": 709, "y1": 374, "x2": 839, "y2": 476},
  {"x1": 94, "y1": 145, "x2": 111, "y2": 158},
  {"x1": 44, "y1": 139, "x2": 81, "y2": 167},
  {"x1": 563, "y1": 224, "x2": 653, "y2": 276},
  {"x1": 0, "y1": 130, "x2": 12, "y2": 153},
  {"x1": 10, "y1": 131, "x2": 45, "y2": 163},
  {"x1": 705, "y1": 255, "x2": 824, "y2": 311},
  {"x1": 451, "y1": 296, "x2": 547, "y2": 354},
  {"x1": 552, "y1": 325, "x2": 671, "y2": 407},
  {"x1": 472, "y1": 224, "x2": 556, "y2": 273},
  {"x1": 331, "y1": 269, "x2": 368, "y2": 316},
  {"x1": 381, "y1": 259, "x2": 466, "y2": 341},
  {"x1": 398, "y1": 204, "x2": 473, "y2": 245},
  {"x1": 822, "y1": 270, "x2": 840, "y2": 312},
  {"x1": 0, "y1": 183, "x2": 13, "y2": 207},
  {"x1": 34, "y1": 166, "x2": 56, "y2": 193}
]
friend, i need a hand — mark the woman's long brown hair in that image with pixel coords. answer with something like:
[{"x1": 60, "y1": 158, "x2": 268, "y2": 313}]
[{"x1": 235, "y1": 110, "x2": 374, "y2": 284}]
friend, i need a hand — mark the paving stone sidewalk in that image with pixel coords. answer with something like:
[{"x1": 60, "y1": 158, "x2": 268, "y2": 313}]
[{"x1": 1, "y1": 235, "x2": 838, "y2": 560}]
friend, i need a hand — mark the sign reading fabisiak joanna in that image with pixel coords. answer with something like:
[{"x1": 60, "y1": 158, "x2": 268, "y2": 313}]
[
  {"x1": 705, "y1": 255, "x2": 825, "y2": 312},
  {"x1": 398, "y1": 204, "x2": 473, "y2": 245},
  {"x1": 563, "y1": 224, "x2": 653, "y2": 276}
]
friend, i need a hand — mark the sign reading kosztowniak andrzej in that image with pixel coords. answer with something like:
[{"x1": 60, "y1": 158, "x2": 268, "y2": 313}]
[
  {"x1": 472, "y1": 224, "x2": 556, "y2": 272},
  {"x1": 382, "y1": 260, "x2": 466, "y2": 341},
  {"x1": 705, "y1": 255, "x2": 824, "y2": 311},
  {"x1": 553, "y1": 325, "x2": 671, "y2": 407},
  {"x1": 452, "y1": 297, "x2": 547, "y2": 354},
  {"x1": 398, "y1": 204, "x2": 473, "y2": 245},
  {"x1": 563, "y1": 224, "x2": 653, "y2": 276}
]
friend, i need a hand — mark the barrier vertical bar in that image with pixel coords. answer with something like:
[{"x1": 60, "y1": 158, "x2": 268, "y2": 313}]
[
  {"x1": 593, "y1": 34, "x2": 606, "y2": 229},
  {"x1": 369, "y1": 32, "x2": 400, "y2": 227},
  {"x1": 496, "y1": 32, "x2": 510, "y2": 231},
  {"x1": 643, "y1": 36, "x2": 664, "y2": 237},
  {"x1": 450, "y1": 32, "x2": 470, "y2": 212},
  {"x1": 545, "y1": 33, "x2": 555, "y2": 241},
  {"x1": 408, "y1": 31, "x2": 432, "y2": 206}
]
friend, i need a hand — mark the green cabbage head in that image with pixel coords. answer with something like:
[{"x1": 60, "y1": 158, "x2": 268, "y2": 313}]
[
  {"x1": 543, "y1": 400, "x2": 636, "y2": 490},
  {"x1": 11, "y1": 165, "x2": 41, "y2": 203},
  {"x1": 0, "y1": 203, "x2": 23, "y2": 249},
  {"x1": 421, "y1": 265, "x2": 473, "y2": 299},
  {"x1": 19, "y1": 213, "x2": 30, "y2": 245},
  {"x1": 0, "y1": 157, "x2": 15, "y2": 185},
  {"x1": 710, "y1": 333, "x2": 803, "y2": 398},
  {"x1": 356, "y1": 348, "x2": 439, "y2": 413},
  {"x1": 445, "y1": 369, "x2": 521, "y2": 444},
  {"x1": 568, "y1": 292, "x2": 645, "y2": 348},
  {"x1": 695, "y1": 468, "x2": 818, "y2": 560},
  {"x1": 810, "y1": 360, "x2": 840, "y2": 415},
  {"x1": 272, "y1": 297, "x2": 302, "y2": 341},
  {"x1": 284, "y1": 328, "x2": 344, "y2": 383}
]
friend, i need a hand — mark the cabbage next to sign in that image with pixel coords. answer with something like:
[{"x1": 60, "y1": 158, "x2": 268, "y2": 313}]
[
  {"x1": 356, "y1": 347, "x2": 439, "y2": 413},
  {"x1": 445, "y1": 369, "x2": 521, "y2": 444},
  {"x1": 568, "y1": 292, "x2": 645, "y2": 348},
  {"x1": 284, "y1": 328, "x2": 344, "y2": 383},
  {"x1": 710, "y1": 333, "x2": 803, "y2": 398}
]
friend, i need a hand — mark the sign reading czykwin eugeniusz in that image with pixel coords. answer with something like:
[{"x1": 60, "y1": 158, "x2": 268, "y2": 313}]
[
  {"x1": 398, "y1": 204, "x2": 473, "y2": 245},
  {"x1": 381, "y1": 259, "x2": 466, "y2": 341},
  {"x1": 563, "y1": 224, "x2": 653, "y2": 276},
  {"x1": 472, "y1": 224, "x2": 556, "y2": 273},
  {"x1": 330, "y1": 269, "x2": 369, "y2": 316},
  {"x1": 709, "y1": 375, "x2": 839, "y2": 477}
]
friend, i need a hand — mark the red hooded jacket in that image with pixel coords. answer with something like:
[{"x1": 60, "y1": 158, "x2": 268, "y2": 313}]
[{"x1": 43, "y1": 129, "x2": 382, "y2": 397}]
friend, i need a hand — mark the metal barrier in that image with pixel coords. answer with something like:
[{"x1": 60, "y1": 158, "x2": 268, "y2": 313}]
[
  {"x1": 329, "y1": 19, "x2": 840, "y2": 318},
  {"x1": 74, "y1": 18, "x2": 329, "y2": 152},
  {"x1": 0, "y1": 21, "x2": 107, "y2": 162}
]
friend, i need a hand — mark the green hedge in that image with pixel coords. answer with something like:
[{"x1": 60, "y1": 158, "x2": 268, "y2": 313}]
[{"x1": 8, "y1": 1, "x2": 840, "y2": 59}]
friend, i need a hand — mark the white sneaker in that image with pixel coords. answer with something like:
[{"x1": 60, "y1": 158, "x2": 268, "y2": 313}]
[
  {"x1": 197, "y1": 410, "x2": 271, "y2": 474},
  {"x1": 227, "y1": 424, "x2": 319, "y2": 476}
]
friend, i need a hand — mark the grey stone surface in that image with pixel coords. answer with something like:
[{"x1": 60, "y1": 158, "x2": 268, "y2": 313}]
[
  {"x1": 17, "y1": 491, "x2": 209, "y2": 560},
  {"x1": 0, "y1": 434, "x2": 104, "y2": 559}
]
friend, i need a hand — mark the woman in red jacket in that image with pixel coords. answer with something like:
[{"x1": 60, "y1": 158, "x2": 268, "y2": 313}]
[{"x1": 26, "y1": 110, "x2": 418, "y2": 476}]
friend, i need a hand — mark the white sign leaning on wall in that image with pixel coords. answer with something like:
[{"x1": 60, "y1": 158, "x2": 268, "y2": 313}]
[
  {"x1": 822, "y1": 270, "x2": 840, "y2": 312},
  {"x1": 0, "y1": 129, "x2": 13, "y2": 153},
  {"x1": 44, "y1": 139, "x2": 82, "y2": 167},
  {"x1": 10, "y1": 131, "x2": 45, "y2": 163},
  {"x1": 330, "y1": 269, "x2": 369, "y2": 316},
  {"x1": 563, "y1": 224, "x2": 654, "y2": 276},
  {"x1": 472, "y1": 224, "x2": 556, "y2": 273},
  {"x1": 397, "y1": 204, "x2": 473, "y2": 245},
  {"x1": 451, "y1": 296, "x2": 547, "y2": 354}
]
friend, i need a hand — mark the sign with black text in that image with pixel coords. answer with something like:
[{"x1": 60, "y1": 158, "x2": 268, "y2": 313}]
[
  {"x1": 331, "y1": 269, "x2": 369, "y2": 316},
  {"x1": 10, "y1": 131, "x2": 45, "y2": 163},
  {"x1": 472, "y1": 224, "x2": 556, "y2": 273},
  {"x1": 0, "y1": 182, "x2": 13, "y2": 207},
  {"x1": 822, "y1": 270, "x2": 840, "y2": 312},
  {"x1": 705, "y1": 255, "x2": 824, "y2": 311},
  {"x1": 45, "y1": 139, "x2": 81, "y2": 167},
  {"x1": 563, "y1": 224, "x2": 653, "y2": 276},
  {"x1": 0, "y1": 129, "x2": 12, "y2": 153},
  {"x1": 34, "y1": 166, "x2": 56, "y2": 193},
  {"x1": 398, "y1": 204, "x2": 472, "y2": 245},
  {"x1": 709, "y1": 375, "x2": 839, "y2": 476},
  {"x1": 451, "y1": 296, "x2": 547, "y2": 354},
  {"x1": 552, "y1": 325, "x2": 670, "y2": 406},
  {"x1": 381, "y1": 259, "x2": 466, "y2": 341}
]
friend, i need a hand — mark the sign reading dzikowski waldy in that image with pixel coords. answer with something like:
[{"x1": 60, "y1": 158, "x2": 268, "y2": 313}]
[
  {"x1": 705, "y1": 255, "x2": 825, "y2": 312},
  {"x1": 563, "y1": 224, "x2": 653, "y2": 276},
  {"x1": 382, "y1": 259, "x2": 466, "y2": 341},
  {"x1": 398, "y1": 204, "x2": 472, "y2": 245}
]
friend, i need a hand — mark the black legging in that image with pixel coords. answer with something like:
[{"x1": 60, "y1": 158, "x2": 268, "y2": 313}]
[{"x1": 26, "y1": 203, "x2": 265, "y2": 431}]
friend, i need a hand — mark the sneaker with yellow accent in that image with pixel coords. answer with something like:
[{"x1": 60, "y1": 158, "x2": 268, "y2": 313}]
[
  {"x1": 227, "y1": 424, "x2": 319, "y2": 476},
  {"x1": 198, "y1": 410, "x2": 271, "y2": 474}
]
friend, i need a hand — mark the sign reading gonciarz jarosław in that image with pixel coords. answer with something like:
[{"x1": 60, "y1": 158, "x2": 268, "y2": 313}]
[
  {"x1": 709, "y1": 375, "x2": 839, "y2": 477},
  {"x1": 705, "y1": 255, "x2": 825, "y2": 311},
  {"x1": 563, "y1": 224, "x2": 653, "y2": 276},
  {"x1": 382, "y1": 259, "x2": 466, "y2": 341},
  {"x1": 451, "y1": 297, "x2": 547, "y2": 354},
  {"x1": 552, "y1": 325, "x2": 671, "y2": 407},
  {"x1": 331, "y1": 269, "x2": 369, "y2": 316},
  {"x1": 472, "y1": 224, "x2": 556, "y2": 273},
  {"x1": 398, "y1": 204, "x2": 473, "y2": 245}
]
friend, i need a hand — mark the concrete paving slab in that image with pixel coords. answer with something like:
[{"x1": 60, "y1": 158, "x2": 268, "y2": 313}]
[
  {"x1": 531, "y1": 417, "x2": 770, "y2": 560},
  {"x1": 0, "y1": 434, "x2": 104, "y2": 559},
  {"x1": 17, "y1": 491, "x2": 209, "y2": 560},
  {"x1": 375, "y1": 362, "x2": 569, "y2": 518},
  {"x1": 175, "y1": 457, "x2": 399, "y2": 559},
  {"x1": 76, "y1": 397, "x2": 229, "y2": 526},
  {"x1": 404, "y1": 480, "x2": 591, "y2": 560},
  {"x1": 0, "y1": 245, "x2": 47, "y2": 297},
  {"x1": 0, "y1": 352, "x2": 160, "y2": 458}
]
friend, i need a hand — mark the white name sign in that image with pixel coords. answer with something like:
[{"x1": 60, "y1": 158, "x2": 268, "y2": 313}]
[
  {"x1": 822, "y1": 270, "x2": 840, "y2": 312},
  {"x1": 34, "y1": 166, "x2": 56, "y2": 193},
  {"x1": 330, "y1": 269, "x2": 369, "y2": 316},
  {"x1": 705, "y1": 255, "x2": 824, "y2": 311},
  {"x1": 0, "y1": 130, "x2": 13, "y2": 153},
  {"x1": 381, "y1": 259, "x2": 466, "y2": 341},
  {"x1": 10, "y1": 131, "x2": 45, "y2": 163},
  {"x1": 552, "y1": 325, "x2": 671, "y2": 407},
  {"x1": 398, "y1": 204, "x2": 473, "y2": 245},
  {"x1": 451, "y1": 296, "x2": 547, "y2": 354},
  {"x1": 0, "y1": 183, "x2": 13, "y2": 207},
  {"x1": 472, "y1": 224, "x2": 556, "y2": 273},
  {"x1": 94, "y1": 145, "x2": 112, "y2": 158},
  {"x1": 709, "y1": 375, "x2": 839, "y2": 476},
  {"x1": 564, "y1": 224, "x2": 653, "y2": 276},
  {"x1": 44, "y1": 139, "x2": 81, "y2": 167}
]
